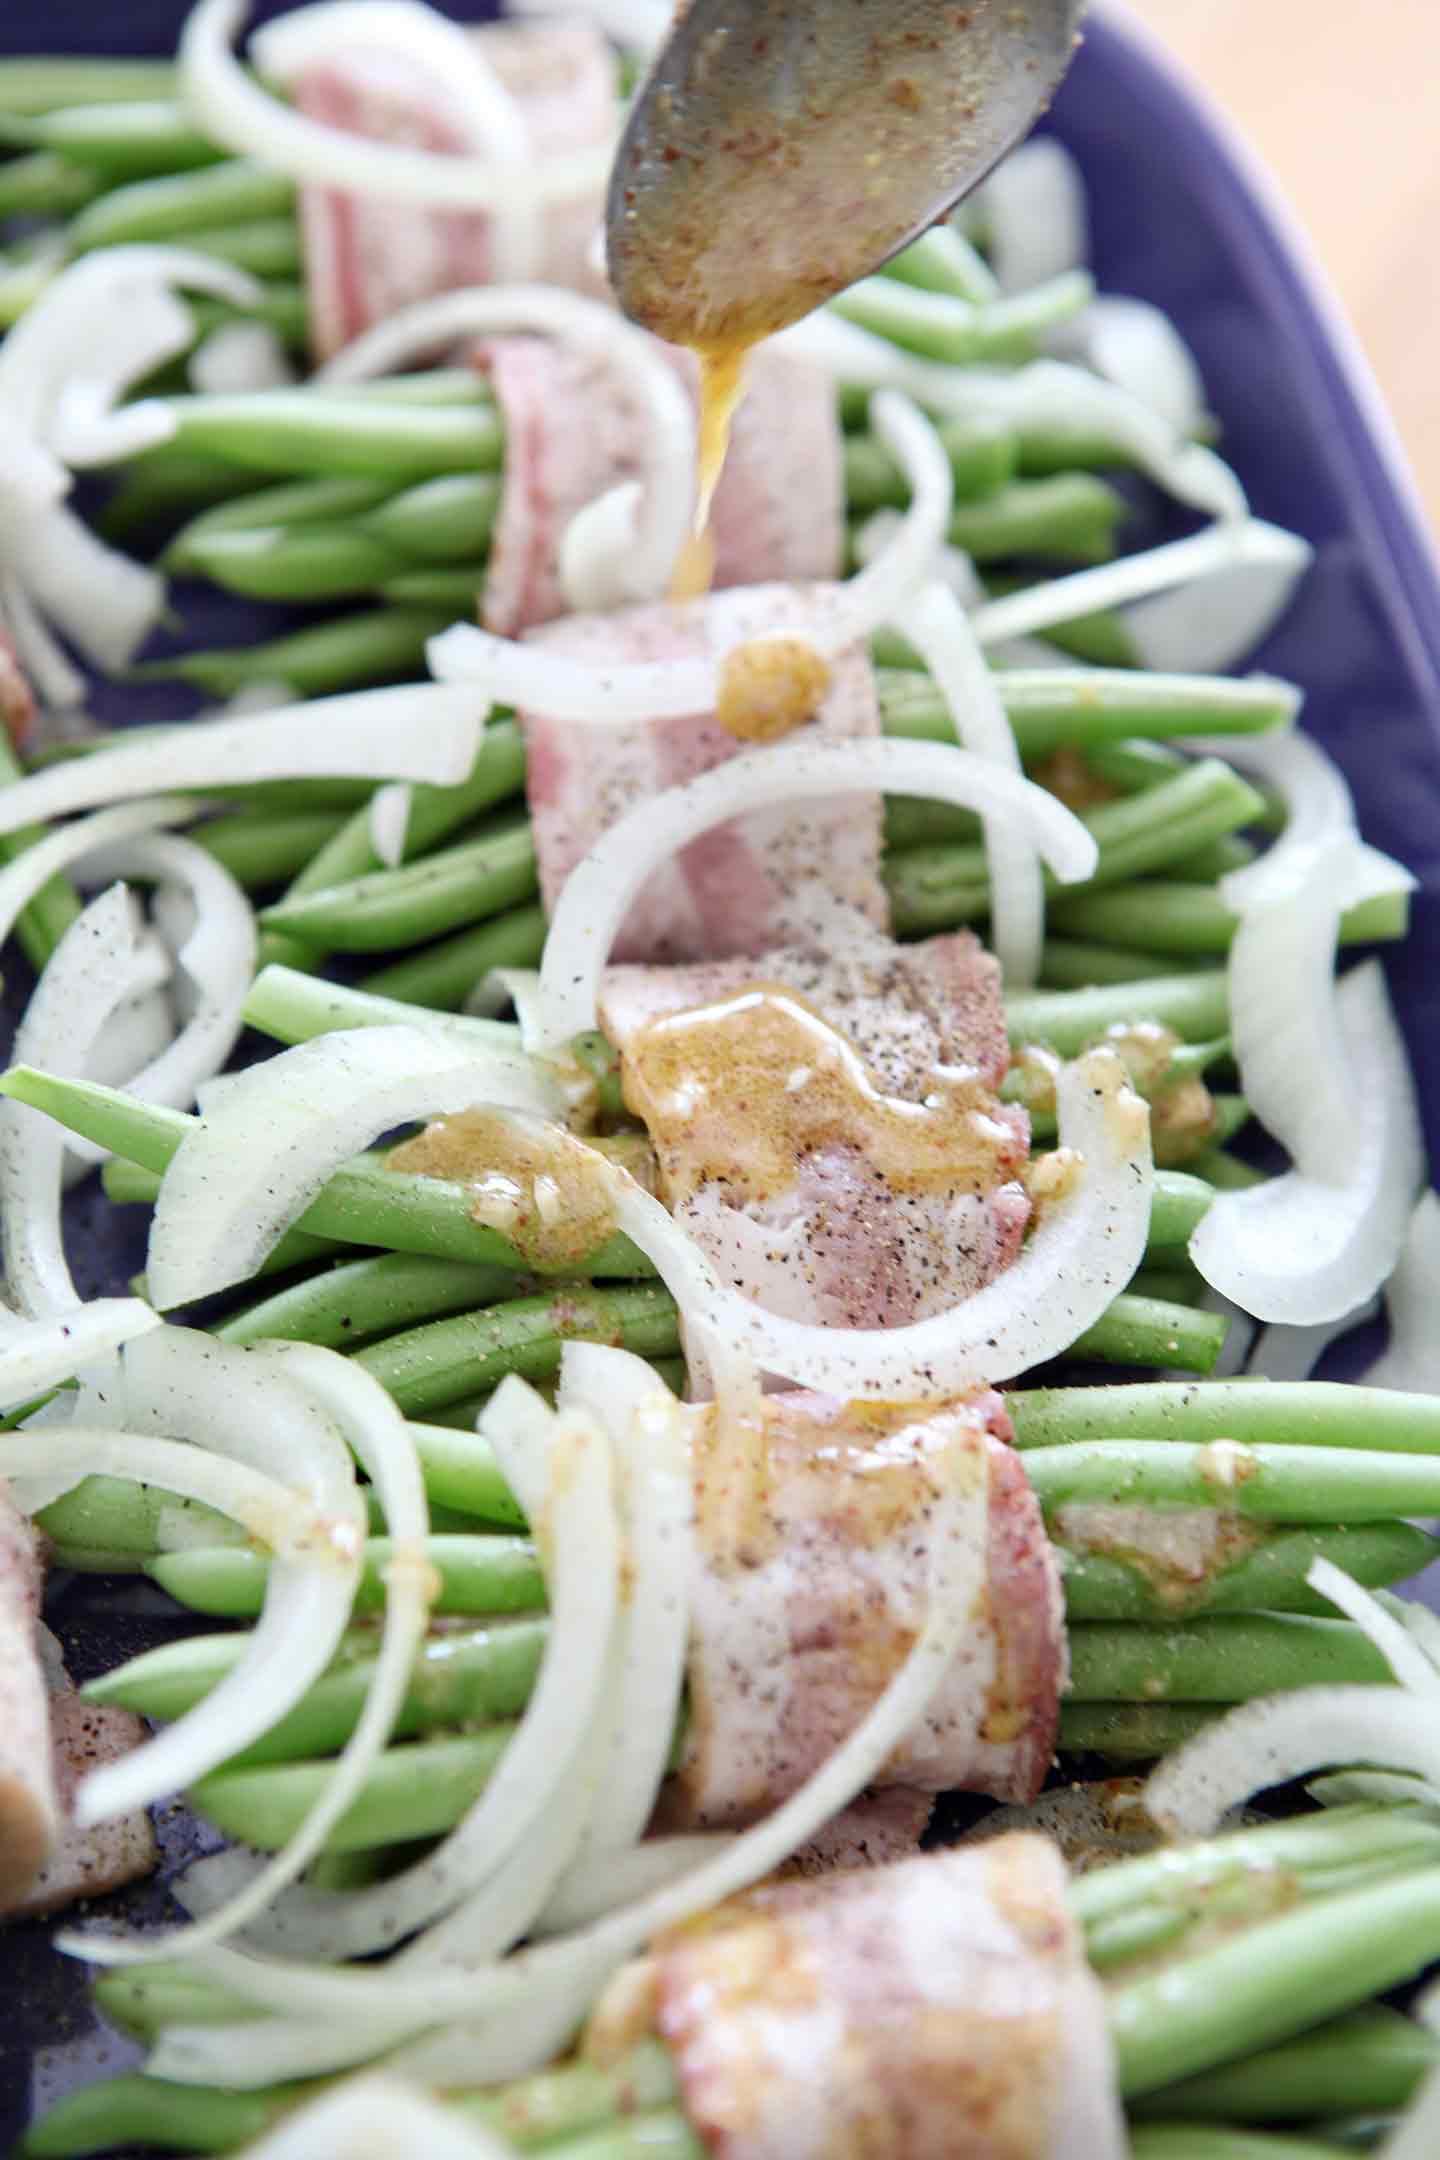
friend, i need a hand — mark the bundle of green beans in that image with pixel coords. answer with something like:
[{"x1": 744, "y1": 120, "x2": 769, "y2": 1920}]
[
  {"x1": 26, "y1": 1804, "x2": 1440, "y2": 2156},
  {"x1": 39, "y1": 1379, "x2": 1438, "y2": 1873}
]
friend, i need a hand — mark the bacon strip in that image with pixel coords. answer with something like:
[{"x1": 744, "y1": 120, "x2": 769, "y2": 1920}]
[
  {"x1": 0, "y1": 633, "x2": 35, "y2": 748},
  {"x1": 600, "y1": 922, "x2": 1031, "y2": 1330},
  {"x1": 523, "y1": 584, "x2": 888, "y2": 964},
  {"x1": 481, "y1": 340, "x2": 845, "y2": 637},
  {"x1": 674, "y1": 1391, "x2": 1065, "y2": 1826},
  {"x1": 654, "y1": 1834, "x2": 1126, "y2": 2160},
  {"x1": 294, "y1": 22, "x2": 616, "y2": 362},
  {"x1": 0, "y1": 1487, "x2": 59, "y2": 1908}
]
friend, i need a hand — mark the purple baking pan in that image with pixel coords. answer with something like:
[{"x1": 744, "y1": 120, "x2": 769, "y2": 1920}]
[{"x1": 2, "y1": 1, "x2": 1439, "y2": 2145}]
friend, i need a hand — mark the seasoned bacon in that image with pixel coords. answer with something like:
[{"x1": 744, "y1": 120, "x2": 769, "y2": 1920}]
[
  {"x1": 523, "y1": 584, "x2": 888, "y2": 963},
  {"x1": 673, "y1": 1390, "x2": 1065, "y2": 1825},
  {"x1": 293, "y1": 22, "x2": 616, "y2": 362},
  {"x1": 0, "y1": 632, "x2": 35, "y2": 747},
  {"x1": 653, "y1": 1834, "x2": 1126, "y2": 2160},
  {"x1": 480, "y1": 340, "x2": 844, "y2": 636},
  {"x1": 0, "y1": 1486, "x2": 58, "y2": 1908},
  {"x1": 10, "y1": 1692, "x2": 156, "y2": 1919},
  {"x1": 600, "y1": 921, "x2": 1030, "y2": 1331}
]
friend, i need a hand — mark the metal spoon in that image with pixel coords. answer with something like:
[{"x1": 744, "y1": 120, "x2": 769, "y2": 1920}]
[{"x1": 605, "y1": 0, "x2": 1087, "y2": 353}]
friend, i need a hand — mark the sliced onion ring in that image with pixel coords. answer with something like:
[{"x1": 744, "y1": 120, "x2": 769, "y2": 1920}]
[
  {"x1": 252, "y1": 1, "x2": 540, "y2": 283},
  {"x1": 533, "y1": 735, "x2": 1097, "y2": 1053},
  {"x1": 0, "y1": 685, "x2": 487, "y2": 841},
  {"x1": 146, "y1": 1023, "x2": 566, "y2": 1309},
  {"x1": 180, "y1": 0, "x2": 615, "y2": 209}
]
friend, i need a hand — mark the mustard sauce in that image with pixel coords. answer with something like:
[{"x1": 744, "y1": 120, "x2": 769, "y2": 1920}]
[
  {"x1": 622, "y1": 982, "x2": 1019, "y2": 1211},
  {"x1": 387, "y1": 1107, "x2": 620, "y2": 1269}
]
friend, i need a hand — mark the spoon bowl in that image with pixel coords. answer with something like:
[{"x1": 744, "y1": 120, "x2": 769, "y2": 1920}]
[{"x1": 606, "y1": 0, "x2": 1088, "y2": 354}]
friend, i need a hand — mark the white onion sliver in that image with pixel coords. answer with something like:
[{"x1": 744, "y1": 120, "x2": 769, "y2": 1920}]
[
  {"x1": 478, "y1": 1373, "x2": 557, "y2": 1524},
  {"x1": 534, "y1": 1834, "x2": 729, "y2": 1939},
  {"x1": 0, "y1": 569, "x2": 84, "y2": 709},
  {"x1": 187, "y1": 1405, "x2": 620, "y2": 1966},
  {"x1": 0, "y1": 1423, "x2": 324, "y2": 1551},
  {"x1": 608, "y1": 1047, "x2": 1150, "y2": 1398},
  {"x1": 1064, "y1": 296, "x2": 1207, "y2": 439},
  {"x1": 826, "y1": 393, "x2": 952, "y2": 646},
  {"x1": 971, "y1": 522, "x2": 1309, "y2": 650},
  {"x1": 1365, "y1": 1192, "x2": 1440, "y2": 1393},
  {"x1": 148, "y1": 1433, "x2": 982, "y2": 2087},
  {"x1": 894, "y1": 579, "x2": 1042, "y2": 985},
  {"x1": 533, "y1": 735, "x2": 1096, "y2": 1052},
  {"x1": 975, "y1": 137, "x2": 1088, "y2": 294},
  {"x1": 318, "y1": 287, "x2": 695, "y2": 607},
  {"x1": 1245, "y1": 1303, "x2": 1376, "y2": 1383},
  {"x1": 0, "y1": 886, "x2": 162, "y2": 1316},
  {"x1": 1186, "y1": 727, "x2": 1415, "y2": 913},
  {"x1": 14, "y1": 503, "x2": 165, "y2": 678},
  {"x1": 71, "y1": 831, "x2": 256, "y2": 1124},
  {"x1": 220, "y1": 2073, "x2": 518, "y2": 2160},
  {"x1": 368, "y1": 783, "x2": 411, "y2": 870},
  {"x1": 551, "y1": 1343, "x2": 693, "y2": 1868},
  {"x1": 253, "y1": 2, "x2": 540, "y2": 283},
  {"x1": 0, "y1": 686, "x2": 485, "y2": 840},
  {"x1": 147, "y1": 1024, "x2": 564, "y2": 1308},
  {"x1": 85, "y1": 1346, "x2": 436, "y2": 1962},
  {"x1": 0, "y1": 1301, "x2": 161, "y2": 1411},
  {"x1": 181, "y1": 0, "x2": 615, "y2": 209},
  {"x1": 1146, "y1": 1686, "x2": 1440, "y2": 1839},
  {"x1": 1306, "y1": 1557, "x2": 1440, "y2": 1698},
  {"x1": 189, "y1": 322, "x2": 297, "y2": 396},
  {"x1": 1191, "y1": 947, "x2": 1423, "y2": 1326}
]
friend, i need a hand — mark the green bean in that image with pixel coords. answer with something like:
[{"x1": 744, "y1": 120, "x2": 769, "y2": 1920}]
[
  {"x1": 0, "y1": 732, "x2": 82, "y2": 973},
  {"x1": 856, "y1": 471, "x2": 1125, "y2": 563},
  {"x1": 215, "y1": 1252, "x2": 519, "y2": 1351},
  {"x1": 100, "y1": 1157, "x2": 345, "y2": 1278},
  {"x1": 191, "y1": 1724, "x2": 518, "y2": 1851},
  {"x1": 1190, "y1": 1147, "x2": 1266, "y2": 1191},
  {"x1": 366, "y1": 472, "x2": 503, "y2": 562},
  {"x1": 12, "y1": 102, "x2": 222, "y2": 176},
  {"x1": 0, "y1": 58, "x2": 178, "y2": 112},
  {"x1": 1110, "y1": 1866, "x2": 1440, "y2": 2096},
  {"x1": 34, "y1": 1477, "x2": 241, "y2": 1571},
  {"x1": 474, "y1": 2043, "x2": 680, "y2": 2151},
  {"x1": 274, "y1": 721, "x2": 527, "y2": 906},
  {"x1": 0, "y1": 149, "x2": 101, "y2": 218},
  {"x1": 424, "y1": 1354, "x2": 688, "y2": 1431},
  {"x1": 21, "y1": 2074, "x2": 284, "y2": 2157},
  {"x1": 831, "y1": 268, "x2": 1094, "y2": 363},
  {"x1": 359, "y1": 903, "x2": 548, "y2": 1009},
  {"x1": 325, "y1": 369, "x2": 496, "y2": 407},
  {"x1": 352, "y1": 1282, "x2": 684, "y2": 1417},
  {"x1": 1127, "y1": 2125, "x2": 1385, "y2": 2158},
  {"x1": 1039, "y1": 939, "x2": 1212, "y2": 988},
  {"x1": 1004, "y1": 972, "x2": 1231, "y2": 1054},
  {"x1": 878, "y1": 667, "x2": 1296, "y2": 757},
  {"x1": 67, "y1": 160, "x2": 296, "y2": 252},
  {"x1": 886, "y1": 762, "x2": 1268, "y2": 933},
  {"x1": 132, "y1": 606, "x2": 453, "y2": 697},
  {"x1": 1027, "y1": 1437, "x2": 1440, "y2": 1521},
  {"x1": 164, "y1": 477, "x2": 397, "y2": 563},
  {"x1": 3, "y1": 1069, "x2": 650, "y2": 1277},
  {"x1": 1065, "y1": 1612, "x2": 1391, "y2": 1701},
  {"x1": 173, "y1": 524, "x2": 410, "y2": 603},
  {"x1": 150, "y1": 1532, "x2": 544, "y2": 1622},
  {"x1": 1127, "y1": 1267, "x2": 1206, "y2": 1306},
  {"x1": 1058, "y1": 1701, "x2": 1223, "y2": 1758},
  {"x1": 1132, "y1": 2007, "x2": 1437, "y2": 2124},
  {"x1": 186, "y1": 282, "x2": 309, "y2": 352},
  {"x1": 158, "y1": 392, "x2": 503, "y2": 478},
  {"x1": 192, "y1": 809, "x2": 347, "y2": 889},
  {"x1": 257, "y1": 819, "x2": 538, "y2": 950},
  {"x1": 1058, "y1": 1521, "x2": 1440, "y2": 1623},
  {"x1": 1051, "y1": 879, "x2": 1410, "y2": 954},
  {"x1": 841, "y1": 416, "x2": 1016, "y2": 511},
  {"x1": 90, "y1": 1617, "x2": 548, "y2": 1764},
  {"x1": 1010, "y1": 1379, "x2": 1440, "y2": 1455},
  {"x1": 379, "y1": 566, "x2": 484, "y2": 610},
  {"x1": 536, "y1": 2116, "x2": 702, "y2": 2160},
  {"x1": 1067, "y1": 1295, "x2": 1227, "y2": 1373},
  {"x1": 242, "y1": 963, "x2": 521, "y2": 1049},
  {"x1": 98, "y1": 450, "x2": 275, "y2": 543}
]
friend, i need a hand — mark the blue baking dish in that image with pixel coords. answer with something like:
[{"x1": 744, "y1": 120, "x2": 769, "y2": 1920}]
[{"x1": 2, "y1": 1, "x2": 1439, "y2": 2146}]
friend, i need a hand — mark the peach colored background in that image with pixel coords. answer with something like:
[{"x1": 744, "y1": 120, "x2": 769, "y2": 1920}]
[{"x1": 1136, "y1": 0, "x2": 1439, "y2": 538}]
